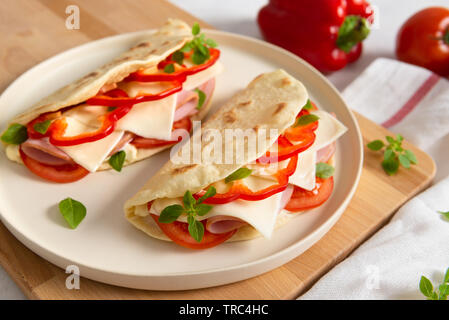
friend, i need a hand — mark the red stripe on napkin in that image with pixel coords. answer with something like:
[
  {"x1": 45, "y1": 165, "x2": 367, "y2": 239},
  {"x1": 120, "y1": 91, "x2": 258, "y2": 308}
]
[{"x1": 381, "y1": 73, "x2": 440, "y2": 128}]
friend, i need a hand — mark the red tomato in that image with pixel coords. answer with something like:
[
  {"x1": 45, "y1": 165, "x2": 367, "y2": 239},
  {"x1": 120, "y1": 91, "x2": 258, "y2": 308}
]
[
  {"x1": 284, "y1": 177, "x2": 334, "y2": 212},
  {"x1": 19, "y1": 147, "x2": 89, "y2": 183},
  {"x1": 396, "y1": 7, "x2": 449, "y2": 76},
  {"x1": 131, "y1": 117, "x2": 192, "y2": 149},
  {"x1": 151, "y1": 214, "x2": 236, "y2": 249}
]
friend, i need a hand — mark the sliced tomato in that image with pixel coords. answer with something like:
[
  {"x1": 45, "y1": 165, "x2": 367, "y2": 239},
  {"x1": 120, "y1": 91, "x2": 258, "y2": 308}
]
[
  {"x1": 151, "y1": 214, "x2": 236, "y2": 250},
  {"x1": 131, "y1": 117, "x2": 192, "y2": 149},
  {"x1": 284, "y1": 177, "x2": 334, "y2": 212},
  {"x1": 19, "y1": 147, "x2": 89, "y2": 183}
]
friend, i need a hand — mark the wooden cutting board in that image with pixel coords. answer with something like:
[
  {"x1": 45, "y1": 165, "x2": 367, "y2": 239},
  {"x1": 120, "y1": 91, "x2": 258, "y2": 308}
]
[{"x1": 0, "y1": 0, "x2": 436, "y2": 299}]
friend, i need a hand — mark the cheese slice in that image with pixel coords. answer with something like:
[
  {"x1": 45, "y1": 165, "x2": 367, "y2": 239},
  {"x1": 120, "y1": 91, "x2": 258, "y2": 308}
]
[
  {"x1": 58, "y1": 117, "x2": 124, "y2": 172},
  {"x1": 115, "y1": 94, "x2": 177, "y2": 140},
  {"x1": 307, "y1": 110, "x2": 347, "y2": 152},
  {"x1": 183, "y1": 61, "x2": 223, "y2": 91},
  {"x1": 288, "y1": 151, "x2": 316, "y2": 190},
  {"x1": 150, "y1": 175, "x2": 284, "y2": 238},
  {"x1": 63, "y1": 104, "x2": 108, "y2": 127}
]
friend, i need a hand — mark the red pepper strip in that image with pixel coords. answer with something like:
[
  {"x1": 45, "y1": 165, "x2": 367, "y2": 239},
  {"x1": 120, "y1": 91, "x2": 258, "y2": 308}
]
[
  {"x1": 26, "y1": 111, "x2": 62, "y2": 139},
  {"x1": 257, "y1": 109, "x2": 318, "y2": 164},
  {"x1": 85, "y1": 80, "x2": 183, "y2": 107},
  {"x1": 283, "y1": 109, "x2": 318, "y2": 142},
  {"x1": 256, "y1": 134, "x2": 314, "y2": 164},
  {"x1": 123, "y1": 48, "x2": 220, "y2": 83},
  {"x1": 194, "y1": 153, "x2": 298, "y2": 204}
]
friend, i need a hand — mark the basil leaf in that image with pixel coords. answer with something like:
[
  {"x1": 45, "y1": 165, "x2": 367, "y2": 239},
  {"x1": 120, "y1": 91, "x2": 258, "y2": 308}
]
[
  {"x1": 192, "y1": 51, "x2": 206, "y2": 65},
  {"x1": 58, "y1": 197, "x2": 86, "y2": 229},
  {"x1": 316, "y1": 163, "x2": 335, "y2": 179},
  {"x1": 163, "y1": 63, "x2": 175, "y2": 74},
  {"x1": 159, "y1": 204, "x2": 184, "y2": 223},
  {"x1": 183, "y1": 190, "x2": 196, "y2": 209},
  {"x1": 197, "y1": 43, "x2": 209, "y2": 56},
  {"x1": 438, "y1": 211, "x2": 449, "y2": 221},
  {"x1": 419, "y1": 276, "x2": 434, "y2": 298},
  {"x1": 382, "y1": 157, "x2": 399, "y2": 175},
  {"x1": 197, "y1": 186, "x2": 216, "y2": 204},
  {"x1": 444, "y1": 267, "x2": 449, "y2": 283},
  {"x1": 1, "y1": 123, "x2": 28, "y2": 145},
  {"x1": 180, "y1": 42, "x2": 192, "y2": 52},
  {"x1": 386, "y1": 136, "x2": 395, "y2": 144},
  {"x1": 225, "y1": 168, "x2": 252, "y2": 183},
  {"x1": 303, "y1": 99, "x2": 313, "y2": 110},
  {"x1": 195, "y1": 203, "x2": 213, "y2": 216},
  {"x1": 367, "y1": 140, "x2": 384, "y2": 151},
  {"x1": 438, "y1": 284, "x2": 449, "y2": 299},
  {"x1": 384, "y1": 148, "x2": 395, "y2": 161},
  {"x1": 396, "y1": 134, "x2": 404, "y2": 142},
  {"x1": 33, "y1": 120, "x2": 51, "y2": 135},
  {"x1": 172, "y1": 51, "x2": 184, "y2": 65},
  {"x1": 108, "y1": 150, "x2": 126, "y2": 172},
  {"x1": 188, "y1": 219, "x2": 204, "y2": 242},
  {"x1": 194, "y1": 88, "x2": 206, "y2": 110},
  {"x1": 294, "y1": 114, "x2": 319, "y2": 127},
  {"x1": 205, "y1": 38, "x2": 217, "y2": 48},
  {"x1": 192, "y1": 22, "x2": 200, "y2": 36},
  {"x1": 398, "y1": 154, "x2": 411, "y2": 169},
  {"x1": 404, "y1": 150, "x2": 417, "y2": 164}
]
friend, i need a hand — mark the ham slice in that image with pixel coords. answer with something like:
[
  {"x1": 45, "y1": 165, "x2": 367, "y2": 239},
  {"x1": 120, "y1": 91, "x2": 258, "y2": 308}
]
[
  {"x1": 21, "y1": 138, "x2": 74, "y2": 166},
  {"x1": 19, "y1": 78, "x2": 217, "y2": 166},
  {"x1": 206, "y1": 216, "x2": 248, "y2": 234},
  {"x1": 316, "y1": 142, "x2": 336, "y2": 164},
  {"x1": 174, "y1": 78, "x2": 215, "y2": 121},
  {"x1": 206, "y1": 186, "x2": 294, "y2": 235}
]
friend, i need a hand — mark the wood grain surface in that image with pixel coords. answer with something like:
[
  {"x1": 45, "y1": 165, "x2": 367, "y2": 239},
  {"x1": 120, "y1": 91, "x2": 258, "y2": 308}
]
[{"x1": 0, "y1": 0, "x2": 436, "y2": 299}]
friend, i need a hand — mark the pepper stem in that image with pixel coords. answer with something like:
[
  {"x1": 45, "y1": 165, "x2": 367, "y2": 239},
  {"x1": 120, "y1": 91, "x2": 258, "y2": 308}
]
[
  {"x1": 336, "y1": 15, "x2": 371, "y2": 53},
  {"x1": 443, "y1": 27, "x2": 449, "y2": 45}
]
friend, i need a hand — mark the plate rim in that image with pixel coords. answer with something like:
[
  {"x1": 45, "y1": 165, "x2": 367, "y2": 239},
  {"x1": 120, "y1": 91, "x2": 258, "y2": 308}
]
[{"x1": 0, "y1": 29, "x2": 363, "y2": 285}]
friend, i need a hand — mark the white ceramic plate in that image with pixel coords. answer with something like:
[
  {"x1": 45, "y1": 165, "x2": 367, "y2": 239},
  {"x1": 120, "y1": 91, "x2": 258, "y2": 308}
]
[{"x1": 0, "y1": 30, "x2": 363, "y2": 291}]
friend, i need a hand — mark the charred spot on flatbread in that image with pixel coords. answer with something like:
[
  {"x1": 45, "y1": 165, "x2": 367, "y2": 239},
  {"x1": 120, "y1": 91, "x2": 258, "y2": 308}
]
[
  {"x1": 273, "y1": 102, "x2": 287, "y2": 115},
  {"x1": 223, "y1": 110, "x2": 237, "y2": 123},
  {"x1": 171, "y1": 164, "x2": 198, "y2": 175}
]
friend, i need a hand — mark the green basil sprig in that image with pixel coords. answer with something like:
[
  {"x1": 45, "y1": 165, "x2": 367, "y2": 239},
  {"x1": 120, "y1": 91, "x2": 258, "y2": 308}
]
[
  {"x1": 33, "y1": 120, "x2": 52, "y2": 134},
  {"x1": 194, "y1": 88, "x2": 206, "y2": 110},
  {"x1": 316, "y1": 163, "x2": 334, "y2": 179},
  {"x1": 225, "y1": 168, "x2": 252, "y2": 183},
  {"x1": 159, "y1": 186, "x2": 216, "y2": 242},
  {"x1": 58, "y1": 197, "x2": 87, "y2": 229},
  {"x1": 419, "y1": 267, "x2": 449, "y2": 300},
  {"x1": 367, "y1": 134, "x2": 417, "y2": 175},
  {"x1": 294, "y1": 114, "x2": 319, "y2": 127},
  {"x1": 438, "y1": 211, "x2": 449, "y2": 221},
  {"x1": 303, "y1": 99, "x2": 313, "y2": 110},
  {"x1": 1, "y1": 123, "x2": 28, "y2": 145},
  {"x1": 109, "y1": 151, "x2": 126, "y2": 172},
  {"x1": 172, "y1": 22, "x2": 218, "y2": 67}
]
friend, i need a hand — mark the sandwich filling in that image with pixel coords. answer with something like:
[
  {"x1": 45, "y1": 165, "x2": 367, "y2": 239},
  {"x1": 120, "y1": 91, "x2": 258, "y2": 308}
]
[{"x1": 145, "y1": 103, "x2": 347, "y2": 249}]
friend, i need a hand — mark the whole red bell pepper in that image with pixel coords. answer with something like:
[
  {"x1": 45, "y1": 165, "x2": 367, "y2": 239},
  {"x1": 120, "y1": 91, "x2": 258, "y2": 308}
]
[{"x1": 258, "y1": 0, "x2": 374, "y2": 73}]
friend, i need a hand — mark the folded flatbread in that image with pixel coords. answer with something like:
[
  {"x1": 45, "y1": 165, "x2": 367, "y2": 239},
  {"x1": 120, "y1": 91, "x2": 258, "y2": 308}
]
[
  {"x1": 2, "y1": 19, "x2": 222, "y2": 177},
  {"x1": 125, "y1": 69, "x2": 347, "y2": 244}
]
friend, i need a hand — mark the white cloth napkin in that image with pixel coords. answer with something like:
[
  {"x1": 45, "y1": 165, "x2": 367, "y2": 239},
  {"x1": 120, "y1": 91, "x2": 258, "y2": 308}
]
[{"x1": 300, "y1": 58, "x2": 449, "y2": 299}]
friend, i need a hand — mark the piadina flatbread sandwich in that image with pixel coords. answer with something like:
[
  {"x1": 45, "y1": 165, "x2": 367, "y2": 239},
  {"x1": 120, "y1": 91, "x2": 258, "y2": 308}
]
[
  {"x1": 1, "y1": 19, "x2": 223, "y2": 183},
  {"x1": 124, "y1": 69, "x2": 347, "y2": 249}
]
